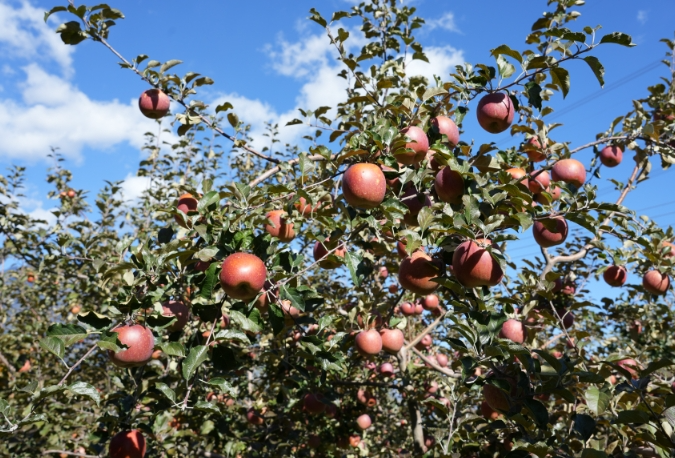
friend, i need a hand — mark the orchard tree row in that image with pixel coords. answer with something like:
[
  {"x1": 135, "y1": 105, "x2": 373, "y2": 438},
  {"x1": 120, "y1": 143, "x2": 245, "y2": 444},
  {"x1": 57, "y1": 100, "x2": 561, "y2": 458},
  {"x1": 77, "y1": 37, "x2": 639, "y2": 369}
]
[{"x1": 2, "y1": 0, "x2": 675, "y2": 457}]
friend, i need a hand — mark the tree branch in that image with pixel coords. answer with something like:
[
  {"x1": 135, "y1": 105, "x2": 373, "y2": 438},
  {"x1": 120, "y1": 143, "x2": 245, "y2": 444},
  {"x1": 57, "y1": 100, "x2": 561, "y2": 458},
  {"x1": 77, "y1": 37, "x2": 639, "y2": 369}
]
[
  {"x1": 0, "y1": 349, "x2": 17, "y2": 379},
  {"x1": 409, "y1": 346, "x2": 460, "y2": 379}
]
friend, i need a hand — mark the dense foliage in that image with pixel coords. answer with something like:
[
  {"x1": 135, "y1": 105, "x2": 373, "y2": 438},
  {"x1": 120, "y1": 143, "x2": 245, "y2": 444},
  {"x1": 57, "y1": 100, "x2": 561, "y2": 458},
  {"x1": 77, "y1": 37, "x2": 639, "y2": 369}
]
[{"x1": 2, "y1": 0, "x2": 675, "y2": 456}]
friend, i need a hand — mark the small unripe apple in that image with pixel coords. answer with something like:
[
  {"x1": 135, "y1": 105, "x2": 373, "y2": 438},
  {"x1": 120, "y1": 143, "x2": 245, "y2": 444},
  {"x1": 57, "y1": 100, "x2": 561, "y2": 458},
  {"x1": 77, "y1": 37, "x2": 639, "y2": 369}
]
[
  {"x1": 499, "y1": 319, "x2": 525, "y2": 344},
  {"x1": 219, "y1": 253, "x2": 267, "y2": 300},
  {"x1": 430, "y1": 116, "x2": 460, "y2": 147},
  {"x1": 599, "y1": 145, "x2": 623, "y2": 167},
  {"x1": 355, "y1": 329, "x2": 382, "y2": 356},
  {"x1": 532, "y1": 216, "x2": 569, "y2": 247},
  {"x1": 313, "y1": 238, "x2": 346, "y2": 269},
  {"x1": 138, "y1": 88, "x2": 170, "y2": 119},
  {"x1": 434, "y1": 167, "x2": 464, "y2": 204},
  {"x1": 528, "y1": 169, "x2": 550, "y2": 194},
  {"x1": 161, "y1": 300, "x2": 190, "y2": 332},
  {"x1": 551, "y1": 158, "x2": 586, "y2": 189},
  {"x1": 643, "y1": 270, "x2": 670, "y2": 295},
  {"x1": 399, "y1": 251, "x2": 442, "y2": 295},
  {"x1": 603, "y1": 265, "x2": 627, "y2": 287},
  {"x1": 356, "y1": 413, "x2": 372, "y2": 430},
  {"x1": 398, "y1": 126, "x2": 429, "y2": 165},
  {"x1": 380, "y1": 329, "x2": 404, "y2": 353},
  {"x1": 108, "y1": 324, "x2": 155, "y2": 368},
  {"x1": 264, "y1": 210, "x2": 295, "y2": 242},
  {"x1": 342, "y1": 163, "x2": 387, "y2": 209},
  {"x1": 476, "y1": 92, "x2": 514, "y2": 134},
  {"x1": 109, "y1": 430, "x2": 146, "y2": 458},
  {"x1": 452, "y1": 239, "x2": 504, "y2": 288}
]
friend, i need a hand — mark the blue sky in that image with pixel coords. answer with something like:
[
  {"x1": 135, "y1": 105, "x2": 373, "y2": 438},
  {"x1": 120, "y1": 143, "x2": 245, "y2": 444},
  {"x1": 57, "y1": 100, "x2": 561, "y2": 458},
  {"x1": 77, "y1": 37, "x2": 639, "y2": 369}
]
[{"x1": 1, "y1": 0, "x2": 675, "y2": 301}]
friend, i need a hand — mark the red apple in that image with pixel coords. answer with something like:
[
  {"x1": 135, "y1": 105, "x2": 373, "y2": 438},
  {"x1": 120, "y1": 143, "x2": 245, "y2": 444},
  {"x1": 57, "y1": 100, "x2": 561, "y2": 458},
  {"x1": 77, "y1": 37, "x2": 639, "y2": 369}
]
[
  {"x1": 303, "y1": 393, "x2": 325, "y2": 414},
  {"x1": 616, "y1": 358, "x2": 640, "y2": 379},
  {"x1": 524, "y1": 137, "x2": 547, "y2": 162},
  {"x1": 504, "y1": 167, "x2": 529, "y2": 190},
  {"x1": 400, "y1": 302, "x2": 416, "y2": 316},
  {"x1": 556, "y1": 309, "x2": 574, "y2": 329},
  {"x1": 422, "y1": 294, "x2": 439, "y2": 310},
  {"x1": 108, "y1": 324, "x2": 155, "y2": 368},
  {"x1": 603, "y1": 265, "x2": 627, "y2": 287},
  {"x1": 264, "y1": 210, "x2": 295, "y2": 242},
  {"x1": 109, "y1": 430, "x2": 146, "y2": 458},
  {"x1": 532, "y1": 217, "x2": 569, "y2": 247},
  {"x1": 295, "y1": 197, "x2": 321, "y2": 216},
  {"x1": 499, "y1": 319, "x2": 525, "y2": 344},
  {"x1": 435, "y1": 353, "x2": 449, "y2": 367},
  {"x1": 599, "y1": 145, "x2": 623, "y2": 167},
  {"x1": 551, "y1": 159, "x2": 586, "y2": 189},
  {"x1": 528, "y1": 169, "x2": 550, "y2": 194},
  {"x1": 342, "y1": 163, "x2": 387, "y2": 209},
  {"x1": 246, "y1": 408, "x2": 264, "y2": 425},
  {"x1": 313, "y1": 238, "x2": 346, "y2": 269},
  {"x1": 138, "y1": 88, "x2": 170, "y2": 119},
  {"x1": 476, "y1": 92, "x2": 515, "y2": 134},
  {"x1": 66, "y1": 189, "x2": 76, "y2": 198},
  {"x1": 379, "y1": 362, "x2": 395, "y2": 377},
  {"x1": 356, "y1": 413, "x2": 372, "y2": 430},
  {"x1": 219, "y1": 253, "x2": 267, "y2": 300},
  {"x1": 643, "y1": 270, "x2": 670, "y2": 295},
  {"x1": 430, "y1": 116, "x2": 460, "y2": 147},
  {"x1": 355, "y1": 329, "x2": 383, "y2": 356},
  {"x1": 418, "y1": 334, "x2": 433, "y2": 348},
  {"x1": 434, "y1": 167, "x2": 464, "y2": 204},
  {"x1": 175, "y1": 193, "x2": 198, "y2": 227},
  {"x1": 401, "y1": 187, "x2": 432, "y2": 226},
  {"x1": 380, "y1": 329, "x2": 404, "y2": 353},
  {"x1": 452, "y1": 239, "x2": 504, "y2": 288},
  {"x1": 480, "y1": 400, "x2": 499, "y2": 420},
  {"x1": 398, "y1": 126, "x2": 429, "y2": 165},
  {"x1": 534, "y1": 186, "x2": 561, "y2": 204},
  {"x1": 414, "y1": 301, "x2": 424, "y2": 315},
  {"x1": 399, "y1": 251, "x2": 442, "y2": 294},
  {"x1": 161, "y1": 300, "x2": 190, "y2": 332},
  {"x1": 662, "y1": 241, "x2": 675, "y2": 258},
  {"x1": 381, "y1": 165, "x2": 402, "y2": 191},
  {"x1": 357, "y1": 389, "x2": 377, "y2": 407}
]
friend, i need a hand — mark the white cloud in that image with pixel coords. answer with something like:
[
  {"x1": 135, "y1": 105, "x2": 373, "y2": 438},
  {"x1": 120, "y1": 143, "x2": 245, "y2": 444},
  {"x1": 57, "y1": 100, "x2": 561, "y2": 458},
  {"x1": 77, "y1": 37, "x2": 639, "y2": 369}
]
[
  {"x1": 637, "y1": 10, "x2": 648, "y2": 25},
  {"x1": 119, "y1": 174, "x2": 153, "y2": 202},
  {"x1": 425, "y1": 12, "x2": 461, "y2": 33},
  {"x1": 406, "y1": 45, "x2": 464, "y2": 81},
  {"x1": 0, "y1": 0, "x2": 73, "y2": 74},
  {"x1": 0, "y1": 64, "x2": 161, "y2": 162}
]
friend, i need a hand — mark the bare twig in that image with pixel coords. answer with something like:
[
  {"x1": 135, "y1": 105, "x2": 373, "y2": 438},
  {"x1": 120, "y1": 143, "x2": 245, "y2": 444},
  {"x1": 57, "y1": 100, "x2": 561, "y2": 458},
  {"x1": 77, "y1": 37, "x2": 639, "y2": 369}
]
[
  {"x1": 404, "y1": 309, "x2": 445, "y2": 350},
  {"x1": 0, "y1": 350, "x2": 17, "y2": 379},
  {"x1": 409, "y1": 346, "x2": 460, "y2": 379},
  {"x1": 58, "y1": 343, "x2": 99, "y2": 387}
]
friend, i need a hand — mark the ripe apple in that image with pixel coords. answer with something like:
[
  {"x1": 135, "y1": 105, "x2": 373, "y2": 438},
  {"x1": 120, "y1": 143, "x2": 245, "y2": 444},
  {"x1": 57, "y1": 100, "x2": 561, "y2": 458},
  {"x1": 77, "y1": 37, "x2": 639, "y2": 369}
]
[
  {"x1": 138, "y1": 88, "x2": 170, "y2": 119},
  {"x1": 418, "y1": 334, "x2": 433, "y2": 348},
  {"x1": 524, "y1": 137, "x2": 547, "y2": 162},
  {"x1": 476, "y1": 92, "x2": 515, "y2": 134},
  {"x1": 264, "y1": 210, "x2": 295, "y2": 242},
  {"x1": 357, "y1": 389, "x2": 377, "y2": 407},
  {"x1": 434, "y1": 167, "x2": 464, "y2": 204},
  {"x1": 70, "y1": 304, "x2": 81, "y2": 314},
  {"x1": 66, "y1": 189, "x2": 76, "y2": 198},
  {"x1": 161, "y1": 300, "x2": 190, "y2": 332},
  {"x1": 499, "y1": 319, "x2": 525, "y2": 344},
  {"x1": 642, "y1": 270, "x2": 670, "y2": 295},
  {"x1": 280, "y1": 300, "x2": 301, "y2": 321},
  {"x1": 219, "y1": 252, "x2": 267, "y2": 300},
  {"x1": 379, "y1": 362, "x2": 395, "y2": 377},
  {"x1": 414, "y1": 301, "x2": 424, "y2": 315},
  {"x1": 355, "y1": 329, "x2": 383, "y2": 356},
  {"x1": 109, "y1": 430, "x2": 146, "y2": 458},
  {"x1": 551, "y1": 159, "x2": 586, "y2": 189},
  {"x1": 398, "y1": 126, "x2": 429, "y2": 165},
  {"x1": 27, "y1": 274, "x2": 35, "y2": 283},
  {"x1": 246, "y1": 408, "x2": 264, "y2": 425},
  {"x1": 528, "y1": 169, "x2": 550, "y2": 194},
  {"x1": 435, "y1": 353, "x2": 448, "y2": 367},
  {"x1": 388, "y1": 284, "x2": 399, "y2": 294},
  {"x1": 175, "y1": 193, "x2": 198, "y2": 227},
  {"x1": 599, "y1": 145, "x2": 623, "y2": 167},
  {"x1": 662, "y1": 241, "x2": 675, "y2": 258},
  {"x1": 532, "y1": 216, "x2": 569, "y2": 247},
  {"x1": 380, "y1": 329, "x2": 404, "y2": 353},
  {"x1": 108, "y1": 324, "x2": 155, "y2": 368},
  {"x1": 295, "y1": 197, "x2": 321, "y2": 216},
  {"x1": 534, "y1": 186, "x2": 562, "y2": 204},
  {"x1": 616, "y1": 358, "x2": 640, "y2": 379},
  {"x1": 399, "y1": 251, "x2": 442, "y2": 294},
  {"x1": 480, "y1": 400, "x2": 499, "y2": 420},
  {"x1": 401, "y1": 187, "x2": 432, "y2": 226},
  {"x1": 381, "y1": 165, "x2": 402, "y2": 191},
  {"x1": 504, "y1": 167, "x2": 529, "y2": 190},
  {"x1": 342, "y1": 163, "x2": 387, "y2": 209},
  {"x1": 255, "y1": 281, "x2": 276, "y2": 313},
  {"x1": 482, "y1": 383, "x2": 510, "y2": 413},
  {"x1": 313, "y1": 238, "x2": 346, "y2": 269},
  {"x1": 356, "y1": 413, "x2": 372, "y2": 430},
  {"x1": 556, "y1": 309, "x2": 574, "y2": 329},
  {"x1": 430, "y1": 116, "x2": 460, "y2": 147},
  {"x1": 422, "y1": 294, "x2": 440, "y2": 310},
  {"x1": 349, "y1": 435, "x2": 361, "y2": 447},
  {"x1": 303, "y1": 393, "x2": 325, "y2": 414},
  {"x1": 452, "y1": 239, "x2": 504, "y2": 288},
  {"x1": 603, "y1": 265, "x2": 627, "y2": 287},
  {"x1": 400, "y1": 302, "x2": 415, "y2": 316}
]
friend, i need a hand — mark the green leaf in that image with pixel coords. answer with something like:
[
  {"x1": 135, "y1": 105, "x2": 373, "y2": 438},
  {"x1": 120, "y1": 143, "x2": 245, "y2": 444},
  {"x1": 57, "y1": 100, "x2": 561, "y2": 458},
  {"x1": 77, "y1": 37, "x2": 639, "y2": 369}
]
[
  {"x1": 55, "y1": 21, "x2": 87, "y2": 45},
  {"x1": 344, "y1": 251, "x2": 363, "y2": 287},
  {"x1": 583, "y1": 56, "x2": 605, "y2": 87},
  {"x1": 206, "y1": 377, "x2": 236, "y2": 396},
  {"x1": 77, "y1": 311, "x2": 112, "y2": 330},
  {"x1": 663, "y1": 406, "x2": 675, "y2": 428},
  {"x1": 523, "y1": 398, "x2": 549, "y2": 427},
  {"x1": 213, "y1": 329, "x2": 250, "y2": 345},
  {"x1": 268, "y1": 303, "x2": 285, "y2": 336},
  {"x1": 308, "y1": 8, "x2": 327, "y2": 27},
  {"x1": 194, "y1": 401, "x2": 221, "y2": 414},
  {"x1": 599, "y1": 32, "x2": 635, "y2": 47},
  {"x1": 44, "y1": 6, "x2": 67, "y2": 22},
  {"x1": 155, "y1": 382, "x2": 176, "y2": 403},
  {"x1": 574, "y1": 414, "x2": 596, "y2": 441},
  {"x1": 47, "y1": 323, "x2": 87, "y2": 346},
  {"x1": 640, "y1": 358, "x2": 674, "y2": 376},
  {"x1": 286, "y1": 118, "x2": 304, "y2": 126},
  {"x1": 280, "y1": 285, "x2": 305, "y2": 312},
  {"x1": 199, "y1": 262, "x2": 219, "y2": 301},
  {"x1": 157, "y1": 341, "x2": 186, "y2": 357},
  {"x1": 196, "y1": 246, "x2": 219, "y2": 261},
  {"x1": 215, "y1": 102, "x2": 233, "y2": 113},
  {"x1": 584, "y1": 387, "x2": 610, "y2": 415},
  {"x1": 229, "y1": 310, "x2": 261, "y2": 333},
  {"x1": 581, "y1": 450, "x2": 607, "y2": 458},
  {"x1": 123, "y1": 270, "x2": 134, "y2": 286},
  {"x1": 182, "y1": 345, "x2": 209, "y2": 380},
  {"x1": 97, "y1": 331, "x2": 124, "y2": 352},
  {"x1": 524, "y1": 81, "x2": 542, "y2": 110},
  {"x1": 0, "y1": 399, "x2": 9, "y2": 416},
  {"x1": 550, "y1": 66, "x2": 570, "y2": 98},
  {"x1": 421, "y1": 87, "x2": 447, "y2": 102},
  {"x1": 160, "y1": 60, "x2": 182, "y2": 73},
  {"x1": 490, "y1": 44, "x2": 523, "y2": 63},
  {"x1": 68, "y1": 382, "x2": 100, "y2": 406},
  {"x1": 615, "y1": 409, "x2": 650, "y2": 425},
  {"x1": 39, "y1": 336, "x2": 64, "y2": 359}
]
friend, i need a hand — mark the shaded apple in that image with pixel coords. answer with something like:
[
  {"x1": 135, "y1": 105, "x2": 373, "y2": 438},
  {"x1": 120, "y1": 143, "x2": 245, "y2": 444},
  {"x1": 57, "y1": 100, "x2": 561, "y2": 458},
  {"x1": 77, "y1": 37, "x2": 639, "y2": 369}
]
[
  {"x1": 603, "y1": 265, "x2": 627, "y2": 287},
  {"x1": 313, "y1": 238, "x2": 346, "y2": 269},
  {"x1": 401, "y1": 187, "x2": 432, "y2": 226},
  {"x1": 399, "y1": 251, "x2": 442, "y2": 294},
  {"x1": 398, "y1": 126, "x2": 429, "y2": 165},
  {"x1": 532, "y1": 217, "x2": 569, "y2": 247},
  {"x1": 138, "y1": 88, "x2": 170, "y2": 119},
  {"x1": 430, "y1": 116, "x2": 460, "y2": 147},
  {"x1": 452, "y1": 239, "x2": 504, "y2": 288},
  {"x1": 175, "y1": 193, "x2": 198, "y2": 227},
  {"x1": 161, "y1": 300, "x2": 190, "y2": 332},
  {"x1": 264, "y1": 210, "x2": 295, "y2": 242},
  {"x1": 476, "y1": 92, "x2": 514, "y2": 134},
  {"x1": 528, "y1": 169, "x2": 550, "y2": 194},
  {"x1": 303, "y1": 393, "x2": 325, "y2": 414},
  {"x1": 434, "y1": 167, "x2": 464, "y2": 204},
  {"x1": 524, "y1": 136, "x2": 547, "y2": 162},
  {"x1": 599, "y1": 145, "x2": 623, "y2": 167},
  {"x1": 109, "y1": 430, "x2": 146, "y2": 458}
]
